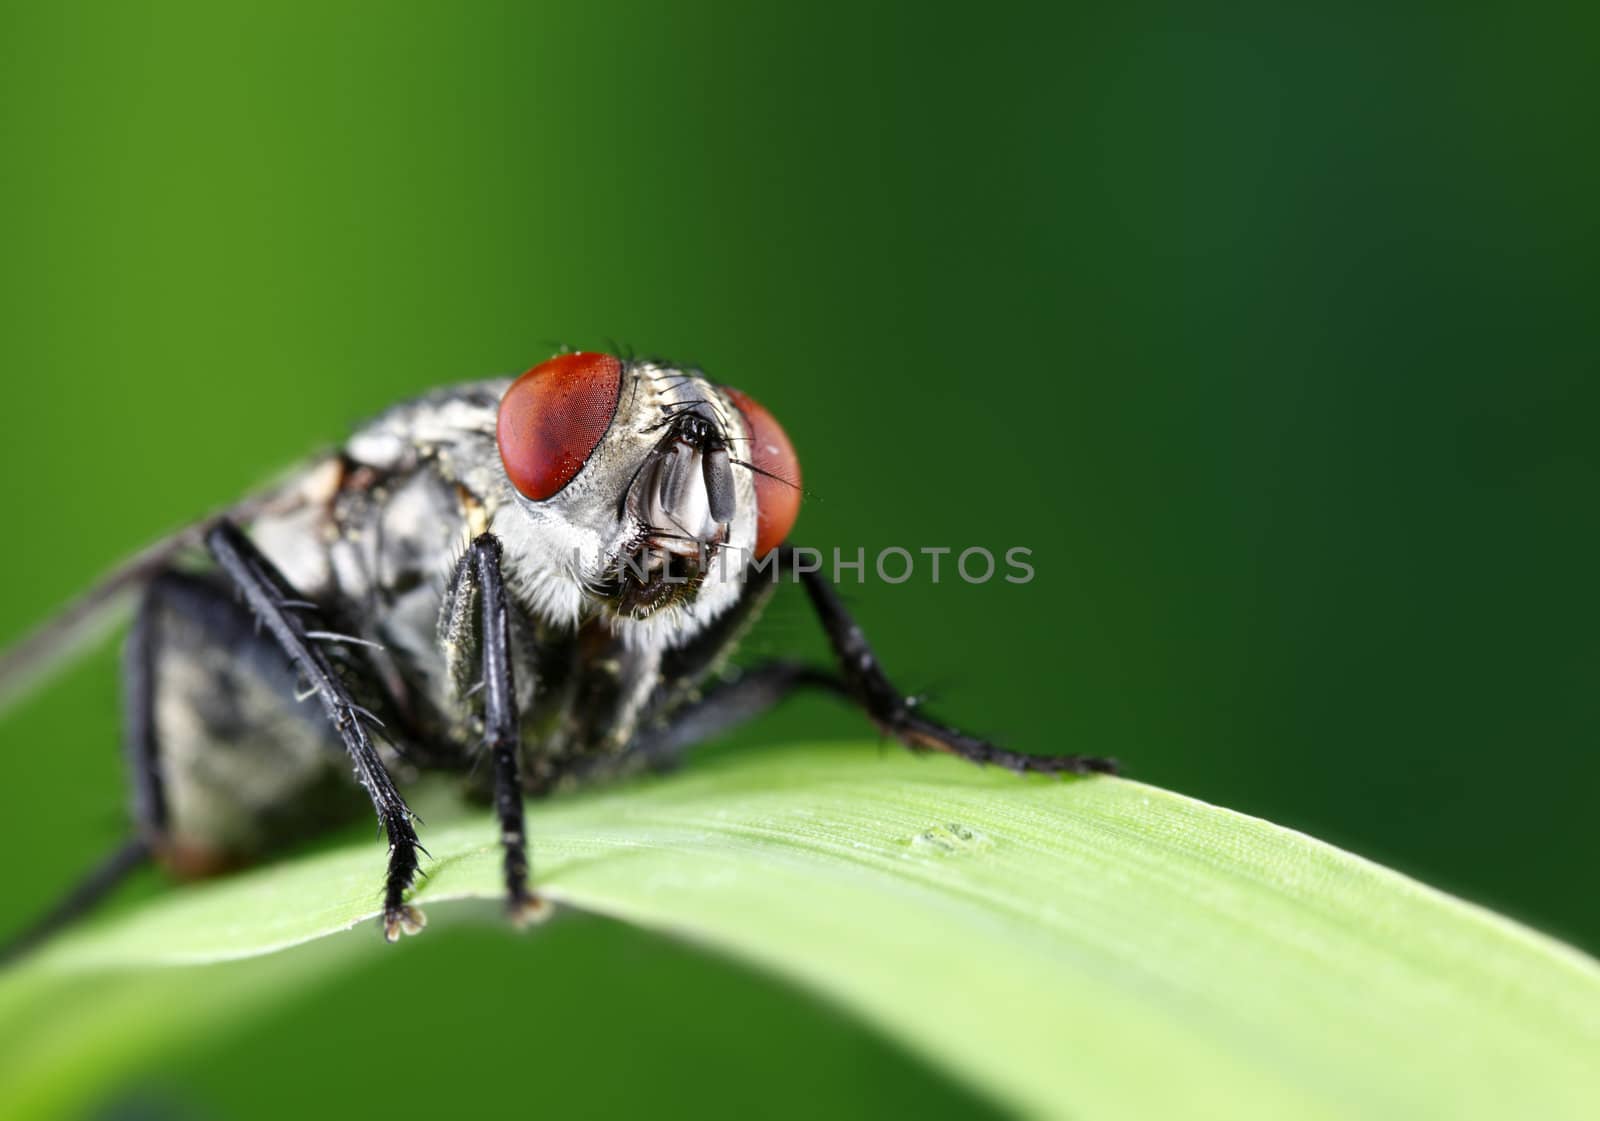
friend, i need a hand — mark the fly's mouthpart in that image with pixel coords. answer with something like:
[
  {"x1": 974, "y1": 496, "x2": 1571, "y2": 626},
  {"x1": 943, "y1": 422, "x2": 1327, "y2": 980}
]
[{"x1": 595, "y1": 531, "x2": 710, "y2": 619}]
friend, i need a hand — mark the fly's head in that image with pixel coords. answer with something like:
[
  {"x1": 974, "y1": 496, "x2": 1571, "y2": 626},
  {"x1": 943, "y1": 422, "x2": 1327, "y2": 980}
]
[{"x1": 491, "y1": 352, "x2": 801, "y2": 648}]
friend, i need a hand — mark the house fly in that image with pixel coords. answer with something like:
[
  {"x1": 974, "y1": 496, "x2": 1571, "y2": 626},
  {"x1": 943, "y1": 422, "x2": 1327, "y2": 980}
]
[{"x1": 0, "y1": 352, "x2": 1116, "y2": 958}]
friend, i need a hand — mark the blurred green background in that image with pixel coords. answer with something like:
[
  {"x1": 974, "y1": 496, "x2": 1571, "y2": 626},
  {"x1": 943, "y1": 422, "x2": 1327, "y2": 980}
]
[{"x1": 2, "y1": 2, "x2": 1597, "y2": 1117}]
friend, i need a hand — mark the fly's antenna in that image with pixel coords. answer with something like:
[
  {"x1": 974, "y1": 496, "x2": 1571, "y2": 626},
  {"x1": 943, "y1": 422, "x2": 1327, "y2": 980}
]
[
  {"x1": 0, "y1": 526, "x2": 211, "y2": 717},
  {"x1": 0, "y1": 837, "x2": 152, "y2": 966}
]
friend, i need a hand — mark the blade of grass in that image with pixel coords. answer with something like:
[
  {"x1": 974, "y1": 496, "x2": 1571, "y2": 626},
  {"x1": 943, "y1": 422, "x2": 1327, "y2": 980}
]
[{"x1": 1, "y1": 743, "x2": 1595, "y2": 1120}]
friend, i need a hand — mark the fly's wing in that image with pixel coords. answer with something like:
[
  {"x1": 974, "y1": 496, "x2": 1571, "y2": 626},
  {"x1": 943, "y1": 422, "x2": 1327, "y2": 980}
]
[
  {"x1": 0, "y1": 523, "x2": 208, "y2": 715},
  {"x1": 0, "y1": 457, "x2": 336, "y2": 718}
]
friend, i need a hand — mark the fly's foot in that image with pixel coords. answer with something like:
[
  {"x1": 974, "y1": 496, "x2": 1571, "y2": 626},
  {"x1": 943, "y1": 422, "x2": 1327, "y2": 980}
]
[
  {"x1": 382, "y1": 903, "x2": 427, "y2": 942},
  {"x1": 508, "y1": 891, "x2": 554, "y2": 929}
]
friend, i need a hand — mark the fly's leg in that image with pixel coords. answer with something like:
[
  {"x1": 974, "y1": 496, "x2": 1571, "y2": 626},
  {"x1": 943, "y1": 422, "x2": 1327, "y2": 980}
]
[
  {"x1": 441, "y1": 533, "x2": 546, "y2": 925},
  {"x1": 620, "y1": 661, "x2": 845, "y2": 773},
  {"x1": 124, "y1": 571, "x2": 168, "y2": 844},
  {"x1": 205, "y1": 521, "x2": 426, "y2": 941},
  {"x1": 0, "y1": 840, "x2": 150, "y2": 965},
  {"x1": 777, "y1": 545, "x2": 1119, "y2": 776}
]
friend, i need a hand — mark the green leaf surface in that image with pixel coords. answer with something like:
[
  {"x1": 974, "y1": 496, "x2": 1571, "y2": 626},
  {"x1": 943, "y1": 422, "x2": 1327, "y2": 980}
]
[{"x1": 1, "y1": 744, "x2": 1595, "y2": 1120}]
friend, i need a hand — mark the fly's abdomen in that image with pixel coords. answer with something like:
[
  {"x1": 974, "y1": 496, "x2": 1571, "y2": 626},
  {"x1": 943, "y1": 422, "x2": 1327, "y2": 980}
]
[{"x1": 131, "y1": 571, "x2": 368, "y2": 873}]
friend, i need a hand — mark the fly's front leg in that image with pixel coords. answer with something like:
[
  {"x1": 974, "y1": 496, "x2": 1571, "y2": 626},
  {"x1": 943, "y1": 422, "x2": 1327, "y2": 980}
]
[
  {"x1": 442, "y1": 533, "x2": 548, "y2": 925},
  {"x1": 776, "y1": 545, "x2": 1119, "y2": 776},
  {"x1": 205, "y1": 521, "x2": 426, "y2": 941}
]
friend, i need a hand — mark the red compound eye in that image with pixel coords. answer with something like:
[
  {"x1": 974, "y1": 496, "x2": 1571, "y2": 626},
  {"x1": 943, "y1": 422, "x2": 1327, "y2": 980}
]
[
  {"x1": 498, "y1": 353, "x2": 623, "y2": 500},
  {"x1": 722, "y1": 386, "x2": 802, "y2": 556}
]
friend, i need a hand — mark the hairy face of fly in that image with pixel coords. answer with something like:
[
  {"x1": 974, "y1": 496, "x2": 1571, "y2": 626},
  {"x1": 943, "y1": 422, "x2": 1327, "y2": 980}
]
[{"x1": 490, "y1": 354, "x2": 800, "y2": 651}]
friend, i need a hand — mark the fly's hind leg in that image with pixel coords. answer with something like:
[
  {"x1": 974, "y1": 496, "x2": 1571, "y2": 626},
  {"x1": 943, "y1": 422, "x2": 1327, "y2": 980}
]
[
  {"x1": 777, "y1": 545, "x2": 1120, "y2": 776},
  {"x1": 205, "y1": 521, "x2": 426, "y2": 940}
]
